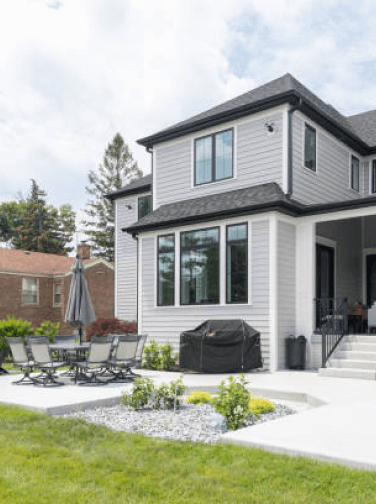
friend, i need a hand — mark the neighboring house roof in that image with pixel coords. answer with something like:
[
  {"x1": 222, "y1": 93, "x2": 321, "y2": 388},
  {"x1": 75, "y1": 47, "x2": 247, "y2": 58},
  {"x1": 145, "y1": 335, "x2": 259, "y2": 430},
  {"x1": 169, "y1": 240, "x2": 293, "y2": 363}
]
[
  {"x1": 347, "y1": 109, "x2": 376, "y2": 148},
  {"x1": 106, "y1": 174, "x2": 152, "y2": 200},
  {"x1": 124, "y1": 183, "x2": 303, "y2": 233},
  {"x1": 137, "y1": 73, "x2": 374, "y2": 154},
  {"x1": 124, "y1": 182, "x2": 376, "y2": 235},
  {"x1": 0, "y1": 249, "x2": 113, "y2": 277}
]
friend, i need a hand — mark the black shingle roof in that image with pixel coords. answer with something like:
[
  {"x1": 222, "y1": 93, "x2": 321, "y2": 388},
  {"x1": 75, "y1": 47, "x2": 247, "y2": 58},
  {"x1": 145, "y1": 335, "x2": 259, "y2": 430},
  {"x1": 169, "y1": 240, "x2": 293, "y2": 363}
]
[
  {"x1": 347, "y1": 110, "x2": 376, "y2": 147},
  {"x1": 137, "y1": 73, "x2": 374, "y2": 153},
  {"x1": 125, "y1": 183, "x2": 303, "y2": 233},
  {"x1": 106, "y1": 174, "x2": 152, "y2": 200}
]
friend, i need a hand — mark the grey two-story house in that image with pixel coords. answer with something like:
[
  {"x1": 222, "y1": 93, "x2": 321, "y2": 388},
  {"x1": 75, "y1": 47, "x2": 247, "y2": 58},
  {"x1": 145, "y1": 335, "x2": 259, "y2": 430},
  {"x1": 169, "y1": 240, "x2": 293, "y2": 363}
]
[{"x1": 108, "y1": 73, "x2": 376, "y2": 376}]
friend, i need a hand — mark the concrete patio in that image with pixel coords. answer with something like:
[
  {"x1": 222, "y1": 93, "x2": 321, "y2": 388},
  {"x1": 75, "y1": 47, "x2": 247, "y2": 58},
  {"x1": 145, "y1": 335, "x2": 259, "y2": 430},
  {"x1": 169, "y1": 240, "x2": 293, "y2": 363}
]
[{"x1": 2, "y1": 369, "x2": 376, "y2": 471}]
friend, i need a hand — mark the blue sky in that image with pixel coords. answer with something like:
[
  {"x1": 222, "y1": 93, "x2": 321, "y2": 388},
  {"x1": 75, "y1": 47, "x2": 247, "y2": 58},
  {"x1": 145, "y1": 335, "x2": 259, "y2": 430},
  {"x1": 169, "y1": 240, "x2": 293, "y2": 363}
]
[{"x1": 1, "y1": 0, "x2": 376, "y2": 237}]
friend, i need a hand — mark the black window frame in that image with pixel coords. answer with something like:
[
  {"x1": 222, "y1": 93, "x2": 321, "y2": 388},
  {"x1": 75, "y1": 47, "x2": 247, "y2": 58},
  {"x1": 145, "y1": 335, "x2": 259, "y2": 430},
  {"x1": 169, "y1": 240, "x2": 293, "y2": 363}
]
[
  {"x1": 180, "y1": 226, "x2": 220, "y2": 305},
  {"x1": 372, "y1": 160, "x2": 376, "y2": 194},
  {"x1": 351, "y1": 155, "x2": 360, "y2": 192},
  {"x1": 138, "y1": 195, "x2": 152, "y2": 220},
  {"x1": 194, "y1": 128, "x2": 234, "y2": 186},
  {"x1": 157, "y1": 234, "x2": 175, "y2": 307},
  {"x1": 304, "y1": 123, "x2": 317, "y2": 172},
  {"x1": 226, "y1": 223, "x2": 248, "y2": 304}
]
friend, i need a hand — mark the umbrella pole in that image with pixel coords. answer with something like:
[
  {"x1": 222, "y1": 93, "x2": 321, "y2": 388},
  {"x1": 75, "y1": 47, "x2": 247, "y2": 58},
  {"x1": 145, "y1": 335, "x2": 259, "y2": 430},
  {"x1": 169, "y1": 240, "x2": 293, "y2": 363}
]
[{"x1": 79, "y1": 326, "x2": 83, "y2": 345}]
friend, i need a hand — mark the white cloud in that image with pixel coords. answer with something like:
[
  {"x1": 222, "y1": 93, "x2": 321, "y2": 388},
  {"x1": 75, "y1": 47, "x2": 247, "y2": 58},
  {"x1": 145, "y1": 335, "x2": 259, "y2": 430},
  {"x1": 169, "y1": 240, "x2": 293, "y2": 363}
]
[{"x1": 0, "y1": 0, "x2": 376, "y2": 218}]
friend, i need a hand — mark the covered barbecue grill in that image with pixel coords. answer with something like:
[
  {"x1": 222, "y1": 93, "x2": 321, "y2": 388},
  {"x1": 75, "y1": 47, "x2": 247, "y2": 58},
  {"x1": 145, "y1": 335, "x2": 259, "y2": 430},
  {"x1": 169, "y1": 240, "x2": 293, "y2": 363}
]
[{"x1": 179, "y1": 319, "x2": 262, "y2": 373}]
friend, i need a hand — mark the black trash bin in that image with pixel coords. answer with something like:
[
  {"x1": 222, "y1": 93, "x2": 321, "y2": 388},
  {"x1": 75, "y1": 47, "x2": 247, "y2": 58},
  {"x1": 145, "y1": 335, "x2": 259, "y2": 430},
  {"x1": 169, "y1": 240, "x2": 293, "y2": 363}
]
[{"x1": 285, "y1": 335, "x2": 306, "y2": 370}]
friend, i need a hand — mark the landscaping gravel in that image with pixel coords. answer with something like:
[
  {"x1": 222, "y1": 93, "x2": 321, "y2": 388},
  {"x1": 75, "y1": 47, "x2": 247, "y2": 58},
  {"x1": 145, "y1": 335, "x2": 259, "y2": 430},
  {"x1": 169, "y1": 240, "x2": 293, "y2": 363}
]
[{"x1": 59, "y1": 401, "x2": 296, "y2": 444}]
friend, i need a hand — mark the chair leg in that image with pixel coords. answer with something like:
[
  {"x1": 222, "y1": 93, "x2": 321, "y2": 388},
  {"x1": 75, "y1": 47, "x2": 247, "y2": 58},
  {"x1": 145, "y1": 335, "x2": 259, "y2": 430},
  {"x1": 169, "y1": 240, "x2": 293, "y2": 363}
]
[{"x1": 12, "y1": 368, "x2": 38, "y2": 385}]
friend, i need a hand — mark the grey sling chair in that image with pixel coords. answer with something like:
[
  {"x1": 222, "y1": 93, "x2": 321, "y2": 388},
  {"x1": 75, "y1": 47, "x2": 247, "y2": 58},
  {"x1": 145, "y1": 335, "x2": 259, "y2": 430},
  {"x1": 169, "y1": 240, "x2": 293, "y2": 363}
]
[
  {"x1": 73, "y1": 339, "x2": 113, "y2": 385},
  {"x1": 6, "y1": 337, "x2": 37, "y2": 385},
  {"x1": 107, "y1": 334, "x2": 141, "y2": 382},
  {"x1": 132, "y1": 334, "x2": 148, "y2": 371},
  {"x1": 27, "y1": 337, "x2": 67, "y2": 386}
]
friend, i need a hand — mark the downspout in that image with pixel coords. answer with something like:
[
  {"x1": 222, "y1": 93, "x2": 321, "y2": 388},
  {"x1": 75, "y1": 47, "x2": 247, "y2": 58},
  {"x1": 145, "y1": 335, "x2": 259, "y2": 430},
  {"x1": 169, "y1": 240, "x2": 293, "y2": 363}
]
[
  {"x1": 132, "y1": 233, "x2": 139, "y2": 328},
  {"x1": 287, "y1": 98, "x2": 303, "y2": 198},
  {"x1": 147, "y1": 144, "x2": 153, "y2": 211}
]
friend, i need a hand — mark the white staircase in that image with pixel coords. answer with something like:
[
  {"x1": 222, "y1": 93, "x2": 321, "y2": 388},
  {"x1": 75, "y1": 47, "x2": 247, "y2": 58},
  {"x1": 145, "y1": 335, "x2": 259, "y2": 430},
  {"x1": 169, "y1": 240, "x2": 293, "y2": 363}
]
[{"x1": 319, "y1": 335, "x2": 376, "y2": 380}]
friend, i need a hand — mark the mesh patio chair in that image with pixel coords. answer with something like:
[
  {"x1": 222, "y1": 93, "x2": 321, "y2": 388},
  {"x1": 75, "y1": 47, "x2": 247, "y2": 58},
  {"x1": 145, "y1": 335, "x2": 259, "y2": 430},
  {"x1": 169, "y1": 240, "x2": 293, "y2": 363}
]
[
  {"x1": 27, "y1": 337, "x2": 67, "y2": 386},
  {"x1": 6, "y1": 337, "x2": 37, "y2": 385},
  {"x1": 107, "y1": 335, "x2": 141, "y2": 382},
  {"x1": 132, "y1": 334, "x2": 148, "y2": 371},
  {"x1": 73, "y1": 340, "x2": 113, "y2": 385},
  {"x1": 53, "y1": 334, "x2": 77, "y2": 362}
]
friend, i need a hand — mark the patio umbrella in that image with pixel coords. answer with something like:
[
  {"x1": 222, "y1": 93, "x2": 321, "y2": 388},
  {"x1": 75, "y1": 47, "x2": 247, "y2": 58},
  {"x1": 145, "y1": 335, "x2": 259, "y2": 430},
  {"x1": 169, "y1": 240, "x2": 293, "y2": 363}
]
[{"x1": 65, "y1": 255, "x2": 95, "y2": 344}]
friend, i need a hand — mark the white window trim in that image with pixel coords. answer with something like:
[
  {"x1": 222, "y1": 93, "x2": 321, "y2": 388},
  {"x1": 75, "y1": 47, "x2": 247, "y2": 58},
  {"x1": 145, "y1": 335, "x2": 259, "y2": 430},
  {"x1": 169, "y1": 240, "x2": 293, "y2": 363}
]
[
  {"x1": 22, "y1": 277, "x2": 39, "y2": 306},
  {"x1": 350, "y1": 154, "x2": 360, "y2": 193},
  {"x1": 302, "y1": 121, "x2": 318, "y2": 174},
  {"x1": 53, "y1": 283, "x2": 62, "y2": 307}
]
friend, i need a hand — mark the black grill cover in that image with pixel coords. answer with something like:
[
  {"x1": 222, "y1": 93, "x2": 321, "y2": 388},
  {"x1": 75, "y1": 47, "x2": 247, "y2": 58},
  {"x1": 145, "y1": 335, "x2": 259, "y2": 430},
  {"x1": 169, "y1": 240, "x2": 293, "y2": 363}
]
[{"x1": 179, "y1": 319, "x2": 262, "y2": 373}]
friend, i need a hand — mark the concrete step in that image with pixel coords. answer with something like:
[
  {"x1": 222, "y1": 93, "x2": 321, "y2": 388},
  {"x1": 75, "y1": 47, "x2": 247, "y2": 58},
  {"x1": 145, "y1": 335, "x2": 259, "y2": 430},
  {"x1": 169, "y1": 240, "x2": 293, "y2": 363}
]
[
  {"x1": 319, "y1": 367, "x2": 376, "y2": 380},
  {"x1": 336, "y1": 350, "x2": 376, "y2": 361},
  {"x1": 328, "y1": 358, "x2": 376, "y2": 371},
  {"x1": 343, "y1": 335, "x2": 376, "y2": 343},
  {"x1": 340, "y1": 342, "x2": 376, "y2": 352}
]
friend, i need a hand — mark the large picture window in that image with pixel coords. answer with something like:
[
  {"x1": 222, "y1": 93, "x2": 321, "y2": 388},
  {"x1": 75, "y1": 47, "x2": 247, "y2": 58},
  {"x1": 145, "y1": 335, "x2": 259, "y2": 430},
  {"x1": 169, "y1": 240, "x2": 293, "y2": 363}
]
[
  {"x1": 195, "y1": 129, "x2": 233, "y2": 185},
  {"x1": 22, "y1": 278, "x2": 38, "y2": 305},
  {"x1": 304, "y1": 123, "x2": 316, "y2": 171},
  {"x1": 180, "y1": 228, "x2": 219, "y2": 305},
  {"x1": 351, "y1": 155, "x2": 360, "y2": 192},
  {"x1": 226, "y1": 224, "x2": 248, "y2": 304},
  {"x1": 157, "y1": 235, "x2": 175, "y2": 306}
]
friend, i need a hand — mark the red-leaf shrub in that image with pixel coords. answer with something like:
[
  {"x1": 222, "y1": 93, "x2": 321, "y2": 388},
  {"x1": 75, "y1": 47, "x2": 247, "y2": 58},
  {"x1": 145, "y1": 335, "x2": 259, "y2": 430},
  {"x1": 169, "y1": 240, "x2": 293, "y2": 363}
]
[{"x1": 85, "y1": 318, "x2": 137, "y2": 342}]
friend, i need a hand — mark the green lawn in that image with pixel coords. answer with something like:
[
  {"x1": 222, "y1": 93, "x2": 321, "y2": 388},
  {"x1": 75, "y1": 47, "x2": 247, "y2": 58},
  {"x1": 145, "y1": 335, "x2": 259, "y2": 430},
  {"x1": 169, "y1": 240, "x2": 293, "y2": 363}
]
[{"x1": 0, "y1": 404, "x2": 376, "y2": 503}]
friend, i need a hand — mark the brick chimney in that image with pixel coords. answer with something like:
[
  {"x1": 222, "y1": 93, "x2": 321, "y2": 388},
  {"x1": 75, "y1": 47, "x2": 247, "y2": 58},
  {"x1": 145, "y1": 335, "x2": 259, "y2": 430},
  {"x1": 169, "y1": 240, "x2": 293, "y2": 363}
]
[{"x1": 77, "y1": 242, "x2": 91, "y2": 259}]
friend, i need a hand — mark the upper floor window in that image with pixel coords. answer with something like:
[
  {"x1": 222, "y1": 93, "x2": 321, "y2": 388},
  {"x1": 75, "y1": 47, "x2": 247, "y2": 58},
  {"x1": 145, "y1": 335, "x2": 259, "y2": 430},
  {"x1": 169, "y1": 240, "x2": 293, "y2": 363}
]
[
  {"x1": 304, "y1": 123, "x2": 316, "y2": 171},
  {"x1": 180, "y1": 227, "x2": 219, "y2": 305},
  {"x1": 157, "y1": 235, "x2": 175, "y2": 306},
  {"x1": 54, "y1": 284, "x2": 61, "y2": 306},
  {"x1": 138, "y1": 195, "x2": 152, "y2": 220},
  {"x1": 226, "y1": 223, "x2": 248, "y2": 304},
  {"x1": 22, "y1": 278, "x2": 38, "y2": 305},
  {"x1": 195, "y1": 129, "x2": 233, "y2": 185},
  {"x1": 351, "y1": 155, "x2": 360, "y2": 192},
  {"x1": 372, "y1": 160, "x2": 376, "y2": 194}
]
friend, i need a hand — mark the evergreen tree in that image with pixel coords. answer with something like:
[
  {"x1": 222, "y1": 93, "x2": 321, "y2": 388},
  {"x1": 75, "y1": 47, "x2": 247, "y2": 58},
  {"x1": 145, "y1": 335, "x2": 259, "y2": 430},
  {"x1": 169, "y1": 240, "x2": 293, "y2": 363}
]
[
  {"x1": 10, "y1": 180, "x2": 75, "y2": 255},
  {"x1": 84, "y1": 133, "x2": 143, "y2": 262}
]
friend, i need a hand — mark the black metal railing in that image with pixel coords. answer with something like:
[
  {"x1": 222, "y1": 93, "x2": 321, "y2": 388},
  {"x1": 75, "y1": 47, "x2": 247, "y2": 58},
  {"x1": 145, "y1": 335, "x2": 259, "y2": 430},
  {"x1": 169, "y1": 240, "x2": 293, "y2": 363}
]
[{"x1": 314, "y1": 297, "x2": 348, "y2": 367}]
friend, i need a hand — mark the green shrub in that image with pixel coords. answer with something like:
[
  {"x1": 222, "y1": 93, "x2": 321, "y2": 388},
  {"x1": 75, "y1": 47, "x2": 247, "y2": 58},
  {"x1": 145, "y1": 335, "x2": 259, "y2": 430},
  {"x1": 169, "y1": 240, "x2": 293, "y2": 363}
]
[
  {"x1": 121, "y1": 377, "x2": 155, "y2": 409},
  {"x1": 154, "y1": 377, "x2": 186, "y2": 410},
  {"x1": 143, "y1": 339, "x2": 161, "y2": 370},
  {"x1": 186, "y1": 390, "x2": 212, "y2": 405},
  {"x1": 142, "y1": 339, "x2": 178, "y2": 371},
  {"x1": 249, "y1": 396, "x2": 275, "y2": 416},
  {"x1": 0, "y1": 316, "x2": 34, "y2": 355},
  {"x1": 210, "y1": 374, "x2": 252, "y2": 431},
  {"x1": 33, "y1": 321, "x2": 60, "y2": 342}
]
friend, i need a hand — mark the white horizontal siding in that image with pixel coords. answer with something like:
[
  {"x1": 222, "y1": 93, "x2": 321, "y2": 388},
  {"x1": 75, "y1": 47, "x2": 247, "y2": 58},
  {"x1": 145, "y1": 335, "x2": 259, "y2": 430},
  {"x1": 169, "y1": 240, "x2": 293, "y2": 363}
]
[
  {"x1": 155, "y1": 112, "x2": 284, "y2": 208},
  {"x1": 115, "y1": 192, "x2": 151, "y2": 322},
  {"x1": 139, "y1": 217, "x2": 271, "y2": 370},
  {"x1": 292, "y1": 113, "x2": 363, "y2": 204},
  {"x1": 277, "y1": 221, "x2": 296, "y2": 369}
]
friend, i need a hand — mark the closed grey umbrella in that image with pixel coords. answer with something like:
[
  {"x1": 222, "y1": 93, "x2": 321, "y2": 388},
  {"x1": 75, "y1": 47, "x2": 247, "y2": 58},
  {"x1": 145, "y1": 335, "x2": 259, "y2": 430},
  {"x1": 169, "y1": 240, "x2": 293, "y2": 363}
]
[{"x1": 65, "y1": 255, "x2": 95, "y2": 344}]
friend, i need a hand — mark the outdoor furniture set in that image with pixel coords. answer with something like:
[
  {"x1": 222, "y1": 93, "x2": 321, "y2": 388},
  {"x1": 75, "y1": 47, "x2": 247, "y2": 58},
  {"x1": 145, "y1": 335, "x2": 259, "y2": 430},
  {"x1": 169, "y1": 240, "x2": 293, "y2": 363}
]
[{"x1": 6, "y1": 333, "x2": 148, "y2": 387}]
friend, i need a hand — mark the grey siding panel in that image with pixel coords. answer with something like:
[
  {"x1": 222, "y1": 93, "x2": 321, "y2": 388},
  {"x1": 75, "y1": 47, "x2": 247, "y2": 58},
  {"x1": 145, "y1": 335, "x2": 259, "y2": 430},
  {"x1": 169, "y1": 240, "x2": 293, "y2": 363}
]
[
  {"x1": 155, "y1": 113, "x2": 283, "y2": 207},
  {"x1": 292, "y1": 114, "x2": 363, "y2": 204},
  {"x1": 316, "y1": 219, "x2": 362, "y2": 305},
  {"x1": 140, "y1": 219, "x2": 271, "y2": 369},
  {"x1": 364, "y1": 161, "x2": 370, "y2": 196},
  {"x1": 277, "y1": 221, "x2": 296, "y2": 369},
  {"x1": 363, "y1": 215, "x2": 376, "y2": 248},
  {"x1": 116, "y1": 193, "x2": 151, "y2": 322}
]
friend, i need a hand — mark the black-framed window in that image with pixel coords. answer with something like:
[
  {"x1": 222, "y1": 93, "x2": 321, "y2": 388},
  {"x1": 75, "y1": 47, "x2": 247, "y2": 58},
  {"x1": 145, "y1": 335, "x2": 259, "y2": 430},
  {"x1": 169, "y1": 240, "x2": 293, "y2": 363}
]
[
  {"x1": 372, "y1": 160, "x2": 376, "y2": 194},
  {"x1": 195, "y1": 129, "x2": 233, "y2": 185},
  {"x1": 157, "y1": 235, "x2": 175, "y2": 306},
  {"x1": 226, "y1": 224, "x2": 248, "y2": 304},
  {"x1": 180, "y1": 227, "x2": 219, "y2": 305},
  {"x1": 351, "y1": 155, "x2": 360, "y2": 192},
  {"x1": 138, "y1": 195, "x2": 152, "y2": 220},
  {"x1": 304, "y1": 123, "x2": 316, "y2": 171}
]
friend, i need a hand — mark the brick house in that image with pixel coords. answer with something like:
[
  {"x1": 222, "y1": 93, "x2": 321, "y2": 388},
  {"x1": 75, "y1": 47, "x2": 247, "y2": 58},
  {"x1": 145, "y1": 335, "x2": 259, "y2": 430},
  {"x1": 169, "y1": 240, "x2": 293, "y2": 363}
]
[{"x1": 0, "y1": 244, "x2": 114, "y2": 334}]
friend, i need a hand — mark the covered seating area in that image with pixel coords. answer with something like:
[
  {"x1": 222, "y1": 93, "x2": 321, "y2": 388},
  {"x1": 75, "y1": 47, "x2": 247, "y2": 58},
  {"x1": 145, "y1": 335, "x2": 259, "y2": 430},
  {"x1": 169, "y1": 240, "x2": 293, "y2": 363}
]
[{"x1": 6, "y1": 333, "x2": 148, "y2": 387}]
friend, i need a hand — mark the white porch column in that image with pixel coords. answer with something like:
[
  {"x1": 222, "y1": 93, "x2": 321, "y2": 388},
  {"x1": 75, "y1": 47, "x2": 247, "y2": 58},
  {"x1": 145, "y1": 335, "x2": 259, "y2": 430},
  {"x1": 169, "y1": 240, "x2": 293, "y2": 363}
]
[{"x1": 296, "y1": 221, "x2": 315, "y2": 360}]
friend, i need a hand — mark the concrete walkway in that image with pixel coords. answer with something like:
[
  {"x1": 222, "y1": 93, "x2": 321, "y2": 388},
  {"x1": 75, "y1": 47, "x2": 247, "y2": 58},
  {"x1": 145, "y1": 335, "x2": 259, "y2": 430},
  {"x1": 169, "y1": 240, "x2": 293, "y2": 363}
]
[{"x1": 2, "y1": 369, "x2": 376, "y2": 471}]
